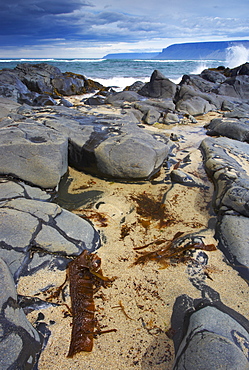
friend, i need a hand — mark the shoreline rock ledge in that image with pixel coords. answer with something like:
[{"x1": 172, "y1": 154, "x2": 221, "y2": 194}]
[{"x1": 0, "y1": 62, "x2": 249, "y2": 368}]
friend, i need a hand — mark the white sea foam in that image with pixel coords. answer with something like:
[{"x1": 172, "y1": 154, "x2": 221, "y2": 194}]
[
  {"x1": 225, "y1": 45, "x2": 249, "y2": 68},
  {"x1": 92, "y1": 76, "x2": 149, "y2": 90}
]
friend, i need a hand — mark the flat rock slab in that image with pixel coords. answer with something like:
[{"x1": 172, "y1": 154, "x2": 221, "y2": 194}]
[
  {"x1": 0, "y1": 258, "x2": 43, "y2": 369},
  {"x1": 0, "y1": 198, "x2": 100, "y2": 280},
  {"x1": 0, "y1": 121, "x2": 68, "y2": 188},
  {"x1": 0, "y1": 178, "x2": 52, "y2": 202}
]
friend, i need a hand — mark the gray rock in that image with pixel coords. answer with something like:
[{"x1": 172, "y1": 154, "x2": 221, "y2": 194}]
[
  {"x1": 0, "y1": 71, "x2": 30, "y2": 102},
  {"x1": 33, "y1": 94, "x2": 57, "y2": 106},
  {"x1": 42, "y1": 108, "x2": 172, "y2": 180},
  {"x1": 94, "y1": 126, "x2": 170, "y2": 179},
  {"x1": 176, "y1": 96, "x2": 214, "y2": 116},
  {"x1": 206, "y1": 117, "x2": 249, "y2": 142},
  {"x1": 174, "y1": 305, "x2": 249, "y2": 369},
  {"x1": 0, "y1": 121, "x2": 68, "y2": 188},
  {"x1": 216, "y1": 214, "x2": 249, "y2": 279},
  {"x1": 200, "y1": 69, "x2": 227, "y2": 83},
  {"x1": 162, "y1": 112, "x2": 179, "y2": 124},
  {"x1": 0, "y1": 258, "x2": 43, "y2": 369},
  {"x1": 138, "y1": 70, "x2": 177, "y2": 99},
  {"x1": 0, "y1": 179, "x2": 52, "y2": 202},
  {"x1": 105, "y1": 91, "x2": 144, "y2": 106},
  {"x1": 170, "y1": 169, "x2": 203, "y2": 187},
  {"x1": 0, "y1": 198, "x2": 100, "y2": 278},
  {"x1": 142, "y1": 108, "x2": 161, "y2": 125},
  {"x1": 0, "y1": 97, "x2": 21, "y2": 119},
  {"x1": 216, "y1": 75, "x2": 249, "y2": 101}
]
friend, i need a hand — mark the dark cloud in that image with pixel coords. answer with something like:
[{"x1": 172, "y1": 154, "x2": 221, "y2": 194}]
[{"x1": 0, "y1": 0, "x2": 248, "y2": 53}]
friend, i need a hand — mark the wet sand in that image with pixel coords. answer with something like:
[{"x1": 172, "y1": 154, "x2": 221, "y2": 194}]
[{"x1": 17, "y1": 111, "x2": 249, "y2": 369}]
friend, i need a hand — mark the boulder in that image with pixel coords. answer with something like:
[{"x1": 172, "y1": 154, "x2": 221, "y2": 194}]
[
  {"x1": 200, "y1": 69, "x2": 227, "y2": 83},
  {"x1": 138, "y1": 70, "x2": 177, "y2": 99},
  {"x1": 41, "y1": 108, "x2": 173, "y2": 180},
  {"x1": 206, "y1": 118, "x2": 249, "y2": 142},
  {"x1": 0, "y1": 121, "x2": 68, "y2": 188},
  {"x1": 176, "y1": 96, "x2": 214, "y2": 116},
  {"x1": 0, "y1": 257, "x2": 43, "y2": 369}
]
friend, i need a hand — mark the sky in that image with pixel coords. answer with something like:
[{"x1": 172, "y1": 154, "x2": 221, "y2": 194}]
[{"x1": 0, "y1": 0, "x2": 249, "y2": 58}]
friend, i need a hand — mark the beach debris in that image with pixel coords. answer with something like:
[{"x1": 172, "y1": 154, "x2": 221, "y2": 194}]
[
  {"x1": 67, "y1": 250, "x2": 116, "y2": 356},
  {"x1": 134, "y1": 232, "x2": 216, "y2": 267}
]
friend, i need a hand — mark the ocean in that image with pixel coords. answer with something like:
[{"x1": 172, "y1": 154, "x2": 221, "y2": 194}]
[{"x1": 0, "y1": 58, "x2": 227, "y2": 91}]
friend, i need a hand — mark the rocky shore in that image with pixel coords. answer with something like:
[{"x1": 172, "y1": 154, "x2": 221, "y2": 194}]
[{"x1": 0, "y1": 62, "x2": 249, "y2": 369}]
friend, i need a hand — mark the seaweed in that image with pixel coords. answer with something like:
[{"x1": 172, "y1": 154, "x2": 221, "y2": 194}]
[
  {"x1": 130, "y1": 192, "x2": 176, "y2": 228},
  {"x1": 134, "y1": 232, "x2": 216, "y2": 267},
  {"x1": 67, "y1": 250, "x2": 116, "y2": 356}
]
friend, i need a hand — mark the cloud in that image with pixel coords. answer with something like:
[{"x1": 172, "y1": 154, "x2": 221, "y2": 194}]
[{"x1": 0, "y1": 0, "x2": 248, "y2": 56}]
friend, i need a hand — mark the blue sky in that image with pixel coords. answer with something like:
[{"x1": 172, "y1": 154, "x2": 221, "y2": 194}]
[{"x1": 0, "y1": 0, "x2": 249, "y2": 57}]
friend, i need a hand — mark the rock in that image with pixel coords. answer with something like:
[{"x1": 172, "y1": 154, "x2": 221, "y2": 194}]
[
  {"x1": 105, "y1": 91, "x2": 144, "y2": 106},
  {"x1": 200, "y1": 69, "x2": 227, "y2": 83},
  {"x1": 206, "y1": 117, "x2": 249, "y2": 142},
  {"x1": 41, "y1": 107, "x2": 173, "y2": 180},
  {"x1": 200, "y1": 136, "x2": 249, "y2": 214},
  {"x1": 59, "y1": 97, "x2": 74, "y2": 107},
  {"x1": 200, "y1": 136, "x2": 249, "y2": 280},
  {"x1": 172, "y1": 295, "x2": 249, "y2": 369},
  {"x1": 176, "y1": 96, "x2": 214, "y2": 116},
  {"x1": 229, "y1": 62, "x2": 249, "y2": 77},
  {"x1": 33, "y1": 94, "x2": 57, "y2": 106},
  {"x1": 94, "y1": 127, "x2": 170, "y2": 179},
  {"x1": 170, "y1": 169, "x2": 203, "y2": 187},
  {"x1": 0, "y1": 198, "x2": 100, "y2": 279},
  {"x1": 14, "y1": 63, "x2": 62, "y2": 95},
  {"x1": 125, "y1": 80, "x2": 145, "y2": 92},
  {"x1": 162, "y1": 112, "x2": 179, "y2": 124},
  {"x1": 0, "y1": 71, "x2": 30, "y2": 102},
  {"x1": 84, "y1": 95, "x2": 106, "y2": 105},
  {"x1": 216, "y1": 214, "x2": 249, "y2": 279},
  {"x1": 0, "y1": 97, "x2": 21, "y2": 119},
  {"x1": 142, "y1": 108, "x2": 161, "y2": 125},
  {"x1": 0, "y1": 257, "x2": 43, "y2": 369},
  {"x1": 0, "y1": 121, "x2": 68, "y2": 188},
  {"x1": 216, "y1": 75, "x2": 249, "y2": 101},
  {"x1": 138, "y1": 70, "x2": 177, "y2": 99},
  {"x1": 0, "y1": 179, "x2": 52, "y2": 202}
]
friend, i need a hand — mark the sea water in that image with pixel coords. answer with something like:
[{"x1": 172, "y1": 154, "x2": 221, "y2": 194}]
[{"x1": 0, "y1": 45, "x2": 247, "y2": 90}]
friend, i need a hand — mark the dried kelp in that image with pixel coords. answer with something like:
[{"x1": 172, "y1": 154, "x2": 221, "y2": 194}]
[
  {"x1": 134, "y1": 232, "x2": 216, "y2": 267},
  {"x1": 67, "y1": 250, "x2": 115, "y2": 357}
]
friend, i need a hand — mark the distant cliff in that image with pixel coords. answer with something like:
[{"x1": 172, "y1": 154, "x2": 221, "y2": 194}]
[
  {"x1": 156, "y1": 40, "x2": 249, "y2": 60},
  {"x1": 103, "y1": 40, "x2": 249, "y2": 60}
]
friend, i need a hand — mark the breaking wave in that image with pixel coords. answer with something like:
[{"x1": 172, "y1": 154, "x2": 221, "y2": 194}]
[{"x1": 225, "y1": 45, "x2": 249, "y2": 68}]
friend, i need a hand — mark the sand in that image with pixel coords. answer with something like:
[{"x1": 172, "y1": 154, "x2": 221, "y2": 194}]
[{"x1": 17, "y1": 111, "x2": 249, "y2": 369}]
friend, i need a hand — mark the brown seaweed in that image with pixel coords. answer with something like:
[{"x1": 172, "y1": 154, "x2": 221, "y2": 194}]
[
  {"x1": 134, "y1": 232, "x2": 216, "y2": 267},
  {"x1": 67, "y1": 250, "x2": 115, "y2": 357}
]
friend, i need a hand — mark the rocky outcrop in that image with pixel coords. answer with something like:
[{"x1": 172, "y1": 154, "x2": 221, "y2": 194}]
[
  {"x1": 200, "y1": 136, "x2": 249, "y2": 280},
  {"x1": 0, "y1": 63, "x2": 103, "y2": 106}
]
